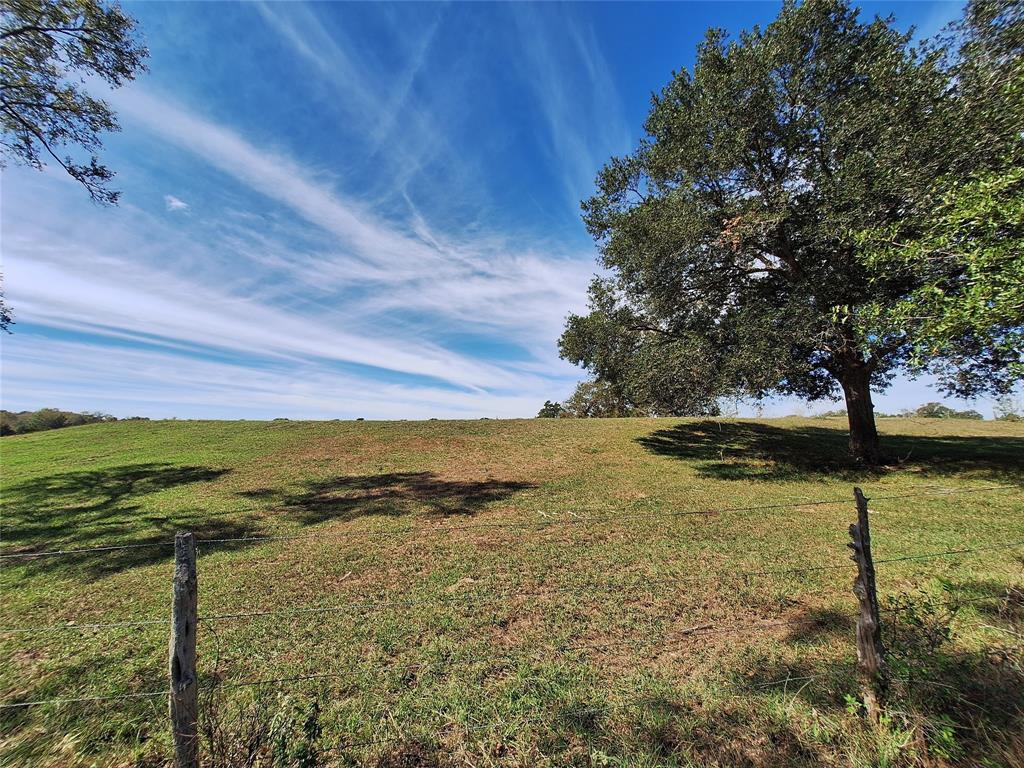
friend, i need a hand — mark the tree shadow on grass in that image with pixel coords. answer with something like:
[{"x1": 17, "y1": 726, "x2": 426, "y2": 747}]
[
  {"x1": 944, "y1": 576, "x2": 1024, "y2": 623},
  {"x1": 633, "y1": 698, "x2": 824, "y2": 766},
  {"x1": 1, "y1": 467, "x2": 535, "y2": 580},
  {"x1": 0, "y1": 463, "x2": 263, "y2": 579},
  {"x1": 731, "y1": 602, "x2": 1024, "y2": 766},
  {"x1": 2, "y1": 463, "x2": 232, "y2": 540},
  {"x1": 740, "y1": 649, "x2": 1024, "y2": 765},
  {"x1": 541, "y1": 687, "x2": 830, "y2": 766},
  {"x1": 532, "y1": 600, "x2": 1022, "y2": 765},
  {"x1": 637, "y1": 421, "x2": 1024, "y2": 483},
  {"x1": 0, "y1": 645, "x2": 167, "y2": 765},
  {"x1": 240, "y1": 472, "x2": 536, "y2": 526}
]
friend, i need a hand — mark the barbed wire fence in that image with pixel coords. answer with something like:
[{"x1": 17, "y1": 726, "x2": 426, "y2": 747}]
[{"x1": 1, "y1": 485, "x2": 1022, "y2": 767}]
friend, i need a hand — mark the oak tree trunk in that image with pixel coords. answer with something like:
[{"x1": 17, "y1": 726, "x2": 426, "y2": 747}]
[{"x1": 840, "y1": 364, "x2": 882, "y2": 464}]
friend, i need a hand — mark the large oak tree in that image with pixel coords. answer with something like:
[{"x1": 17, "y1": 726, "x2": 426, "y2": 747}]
[{"x1": 560, "y1": 0, "x2": 1023, "y2": 463}]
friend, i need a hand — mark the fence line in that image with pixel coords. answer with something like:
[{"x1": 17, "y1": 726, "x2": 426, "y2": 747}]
[
  {"x1": 0, "y1": 615, "x2": 859, "y2": 710},
  {"x1": 0, "y1": 480, "x2": 988, "y2": 542},
  {"x1": 5, "y1": 601, "x2": 1020, "y2": 713},
  {"x1": 192, "y1": 485, "x2": 1024, "y2": 544},
  {"x1": 4, "y1": 587, "x2": 1010, "y2": 640},
  {"x1": 3, "y1": 539, "x2": 1021, "y2": 637},
  {"x1": 0, "y1": 673, "x2": 352, "y2": 711},
  {"x1": 1, "y1": 485, "x2": 1014, "y2": 561}
]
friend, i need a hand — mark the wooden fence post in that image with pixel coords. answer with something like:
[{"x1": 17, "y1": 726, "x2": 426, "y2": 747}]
[
  {"x1": 169, "y1": 532, "x2": 198, "y2": 768},
  {"x1": 849, "y1": 487, "x2": 885, "y2": 722}
]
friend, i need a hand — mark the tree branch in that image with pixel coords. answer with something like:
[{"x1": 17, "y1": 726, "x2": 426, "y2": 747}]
[
  {"x1": 0, "y1": 99, "x2": 111, "y2": 202},
  {"x1": 0, "y1": 25, "x2": 89, "y2": 41},
  {"x1": 0, "y1": 99, "x2": 75, "y2": 173}
]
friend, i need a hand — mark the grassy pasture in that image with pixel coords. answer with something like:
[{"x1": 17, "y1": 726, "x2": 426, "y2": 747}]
[{"x1": 0, "y1": 416, "x2": 1022, "y2": 767}]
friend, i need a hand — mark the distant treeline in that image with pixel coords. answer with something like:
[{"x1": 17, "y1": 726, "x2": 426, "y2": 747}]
[
  {"x1": 0, "y1": 409, "x2": 148, "y2": 436},
  {"x1": 540, "y1": 396, "x2": 1022, "y2": 421},
  {"x1": 816, "y1": 402, "x2": 998, "y2": 420}
]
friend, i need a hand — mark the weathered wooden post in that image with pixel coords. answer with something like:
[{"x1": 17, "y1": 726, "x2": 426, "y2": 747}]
[
  {"x1": 848, "y1": 487, "x2": 885, "y2": 722},
  {"x1": 169, "y1": 532, "x2": 198, "y2": 768}
]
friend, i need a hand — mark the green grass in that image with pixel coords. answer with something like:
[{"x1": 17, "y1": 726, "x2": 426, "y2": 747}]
[{"x1": 1, "y1": 416, "x2": 1022, "y2": 767}]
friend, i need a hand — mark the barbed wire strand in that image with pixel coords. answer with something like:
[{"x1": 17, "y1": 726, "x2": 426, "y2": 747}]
[
  {"x1": 0, "y1": 672, "x2": 359, "y2": 710},
  {"x1": 0, "y1": 617, "x2": 168, "y2": 635},
  {"x1": 0, "y1": 481, "x2": 989, "y2": 544},
  {"x1": 0, "y1": 541, "x2": 173, "y2": 560},
  {"x1": 6, "y1": 603, "x2": 1022, "y2": 713},
  {"x1": 194, "y1": 486, "x2": 1017, "y2": 546},
  {"x1": 0, "y1": 689, "x2": 168, "y2": 709},
  {"x1": 3, "y1": 540, "x2": 1021, "y2": 637},
  {"x1": 0, "y1": 615, "x2": 831, "y2": 710}
]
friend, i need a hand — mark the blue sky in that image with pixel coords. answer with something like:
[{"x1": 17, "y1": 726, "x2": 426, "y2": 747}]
[{"x1": 3, "y1": 0, "x2": 1002, "y2": 420}]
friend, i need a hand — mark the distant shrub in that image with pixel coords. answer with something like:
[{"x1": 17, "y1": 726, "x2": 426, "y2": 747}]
[
  {"x1": 994, "y1": 395, "x2": 1022, "y2": 422},
  {"x1": 537, "y1": 400, "x2": 565, "y2": 418},
  {"x1": 817, "y1": 409, "x2": 897, "y2": 418},
  {"x1": 910, "y1": 402, "x2": 984, "y2": 420},
  {"x1": 26, "y1": 408, "x2": 71, "y2": 431}
]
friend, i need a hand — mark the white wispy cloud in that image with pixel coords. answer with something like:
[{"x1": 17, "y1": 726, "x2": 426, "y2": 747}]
[
  {"x1": 164, "y1": 194, "x2": 189, "y2": 212},
  {"x1": 1, "y1": 338, "x2": 551, "y2": 419},
  {"x1": 511, "y1": 4, "x2": 632, "y2": 210},
  {"x1": 113, "y1": 89, "x2": 444, "y2": 276},
  {"x1": 5, "y1": 232, "x2": 542, "y2": 392},
  {"x1": 1, "y1": 3, "x2": 623, "y2": 418},
  {"x1": 2, "y1": 88, "x2": 589, "y2": 410},
  {"x1": 251, "y1": 1, "x2": 473, "y2": 210},
  {"x1": 107, "y1": 87, "x2": 594, "y2": 350}
]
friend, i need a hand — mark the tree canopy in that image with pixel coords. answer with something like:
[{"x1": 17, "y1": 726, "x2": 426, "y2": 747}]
[
  {"x1": 0, "y1": 0, "x2": 147, "y2": 331},
  {"x1": 859, "y1": 0, "x2": 1024, "y2": 397},
  {"x1": 560, "y1": 0, "x2": 1023, "y2": 463},
  {"x1": 0, "y1": 0, "x2": 147, "y2": 204},
  {"x1": 564, "y1": 379, "x2": 643, "y2": 418}
]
